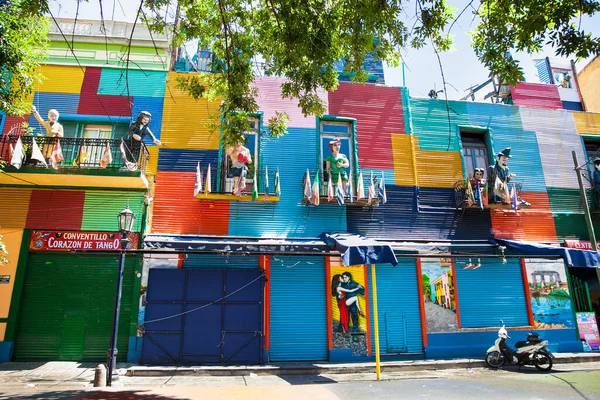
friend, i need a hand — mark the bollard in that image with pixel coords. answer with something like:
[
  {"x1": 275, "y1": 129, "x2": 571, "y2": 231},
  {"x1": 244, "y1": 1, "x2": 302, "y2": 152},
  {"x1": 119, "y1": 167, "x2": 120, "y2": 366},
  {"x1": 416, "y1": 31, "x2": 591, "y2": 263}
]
[{"x1": 93, "y1": 364, "x2": 107, "y2": 387}]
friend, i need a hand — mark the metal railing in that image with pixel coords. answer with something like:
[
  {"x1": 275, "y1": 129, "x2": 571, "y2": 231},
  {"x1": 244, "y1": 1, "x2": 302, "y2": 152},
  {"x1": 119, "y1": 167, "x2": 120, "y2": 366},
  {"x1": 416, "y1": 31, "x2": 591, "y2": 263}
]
[
  {"x1": 0, "y1": 135, "x2": 149, "y2": 173},
  {"x1": 302, "y1": 169, "x2": 385, "y2": 205},
  {"x1": 196, "y1": 166, "x2": 280, "y2": 197}
]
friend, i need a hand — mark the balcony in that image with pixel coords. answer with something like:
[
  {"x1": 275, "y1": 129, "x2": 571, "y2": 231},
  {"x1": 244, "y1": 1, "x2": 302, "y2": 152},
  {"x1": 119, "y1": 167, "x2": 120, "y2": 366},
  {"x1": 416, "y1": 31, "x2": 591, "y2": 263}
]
[
  {"x1": 0, "y1": 135, "x2": 149, "y2": 190},
  {"x1": 454, "y1": 180, "x2": 531, "y2": 210},
  {"x1": 195, "y1": 167, "x2": 280, "y2": 202},
  {"x1": 301, "y1": 170, "x2": 385, "y2": 207}
]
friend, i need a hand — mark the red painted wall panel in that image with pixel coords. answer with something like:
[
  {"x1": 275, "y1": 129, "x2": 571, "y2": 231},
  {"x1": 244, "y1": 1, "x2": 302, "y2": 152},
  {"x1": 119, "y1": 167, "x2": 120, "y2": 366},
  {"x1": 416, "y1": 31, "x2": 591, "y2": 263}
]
[
  {"x1": 328, "y1": 83, "x2": 405, "y2": 170},
  {"x1": 26, "y1": 190, "x2": 85, "y2": 230},
  {"x1": 510, "y1": 83, "x2": 563, "y2": 110},
  {"x1": 2, "y1": 116, "x2": 28, "y2": 135},
  {"x1": 152, "y1": 172, "x2": 230, "y2": 235},
  {"x1": 490, "y1": 192, "x2": 558, "y2": 242},
  {"x1": 77, "y1": 94, "x2": 132, "y2": 116},
  {"x1": 81, "y1": 67, "x2": 102, "y2": 94}
]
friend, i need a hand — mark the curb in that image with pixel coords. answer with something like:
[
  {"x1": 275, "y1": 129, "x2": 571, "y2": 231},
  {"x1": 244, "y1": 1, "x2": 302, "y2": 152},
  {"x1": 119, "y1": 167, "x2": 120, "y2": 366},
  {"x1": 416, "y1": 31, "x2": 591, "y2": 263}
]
[{"x1": 126, "y1": 354, "x2": 600, "y2": 377}]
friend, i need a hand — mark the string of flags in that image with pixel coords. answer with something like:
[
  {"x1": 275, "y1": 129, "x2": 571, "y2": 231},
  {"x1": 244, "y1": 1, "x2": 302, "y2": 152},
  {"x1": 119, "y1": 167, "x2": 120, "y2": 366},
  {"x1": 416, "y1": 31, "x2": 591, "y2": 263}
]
[
  {"x1": 193, "y1": 163, "x2": 280, "y2": 201},
  {"x1": 303, "y1": 169, "x2": 387, "y2": 206}
]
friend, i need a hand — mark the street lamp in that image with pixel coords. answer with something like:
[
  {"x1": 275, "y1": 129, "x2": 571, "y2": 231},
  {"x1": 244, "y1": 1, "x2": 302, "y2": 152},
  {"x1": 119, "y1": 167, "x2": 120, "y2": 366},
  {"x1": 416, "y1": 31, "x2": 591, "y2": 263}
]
[{"x1": 107, "y1": 207, "x2": 135, "y2": 386}]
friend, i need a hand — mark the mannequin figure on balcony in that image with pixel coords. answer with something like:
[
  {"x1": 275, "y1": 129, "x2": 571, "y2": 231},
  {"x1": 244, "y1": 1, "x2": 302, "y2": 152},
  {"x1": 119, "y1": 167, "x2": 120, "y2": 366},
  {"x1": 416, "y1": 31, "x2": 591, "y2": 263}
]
[
  {"x1": 127, "y1": 111, "x2": 161, "y2": 162},
  {"x1": 226, "y1": 144, "x2": 252, "y2": 195},
  {"x1": 487, "y1": 148, "x2": 516, "y2": 204},
  {"x1": 325, "y1": 138, "x2": 349, "y2": 192},
  {"x1": 31, "y1": 105, "x2": 63, "y2": 138}
]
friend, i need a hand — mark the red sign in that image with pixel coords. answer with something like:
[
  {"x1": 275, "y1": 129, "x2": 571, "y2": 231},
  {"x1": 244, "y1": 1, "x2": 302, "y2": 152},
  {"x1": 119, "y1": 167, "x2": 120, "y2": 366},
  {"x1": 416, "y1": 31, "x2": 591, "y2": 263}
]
[
  {"x1": 29, "y1": 230, "x2": 139, "y2": 251},
  {"x1": 564, "y1": 240, "x2": 593, "y2": 250}
]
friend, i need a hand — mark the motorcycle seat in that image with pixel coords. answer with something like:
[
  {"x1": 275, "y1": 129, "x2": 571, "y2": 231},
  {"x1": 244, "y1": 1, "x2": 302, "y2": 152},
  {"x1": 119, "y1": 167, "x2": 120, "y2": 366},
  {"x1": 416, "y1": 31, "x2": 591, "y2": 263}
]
[{"x1": 515, "y1": 341, "x2": 529, "y2": 348}]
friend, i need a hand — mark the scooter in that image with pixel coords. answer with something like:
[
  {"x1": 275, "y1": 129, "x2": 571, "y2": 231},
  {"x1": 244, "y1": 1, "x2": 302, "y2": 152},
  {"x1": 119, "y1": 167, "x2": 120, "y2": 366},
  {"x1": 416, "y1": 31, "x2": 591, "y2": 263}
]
[{"x1": 485, "y1": 320, "x2": 554, "y2": 371}]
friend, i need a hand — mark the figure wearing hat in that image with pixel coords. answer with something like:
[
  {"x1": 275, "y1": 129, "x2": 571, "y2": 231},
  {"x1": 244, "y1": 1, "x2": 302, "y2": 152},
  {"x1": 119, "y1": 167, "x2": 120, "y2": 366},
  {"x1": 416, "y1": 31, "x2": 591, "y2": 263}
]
[
  {"x1": 325, "y1": 138, "x2": 350, "y2": 191},
  {"x1": 487, "y1": 148, "x2": 516, "y2": 204},
  {"x1": 127, "y1": 111, "x2": 161, "y2": 161}
]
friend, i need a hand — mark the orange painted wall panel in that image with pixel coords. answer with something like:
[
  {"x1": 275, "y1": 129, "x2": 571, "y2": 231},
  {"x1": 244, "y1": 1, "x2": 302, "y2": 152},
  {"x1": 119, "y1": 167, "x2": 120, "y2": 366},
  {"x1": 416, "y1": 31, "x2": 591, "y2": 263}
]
[
  {"x1": 0, "y1": 229, "x2": 24, "y2": 319},
  {"x1": 490, "y1": 192, "x2": 557, "y2": 242},
  {"x1": 152, "y1": 172, "x2": 229, "y2": 235}
]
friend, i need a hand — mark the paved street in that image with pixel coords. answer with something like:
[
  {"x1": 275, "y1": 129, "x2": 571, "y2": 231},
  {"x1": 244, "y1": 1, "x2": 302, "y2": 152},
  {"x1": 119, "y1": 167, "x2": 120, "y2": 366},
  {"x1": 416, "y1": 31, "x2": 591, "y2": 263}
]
[{"x1": 0, "y1": 362, "x2": 599, "y2": 399}]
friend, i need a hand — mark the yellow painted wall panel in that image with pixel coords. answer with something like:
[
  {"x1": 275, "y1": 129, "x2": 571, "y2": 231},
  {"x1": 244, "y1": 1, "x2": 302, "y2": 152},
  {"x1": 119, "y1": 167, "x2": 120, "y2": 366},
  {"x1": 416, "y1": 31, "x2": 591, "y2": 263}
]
[
  {"x1": 0, "y1": 229, "x2": 24, "y2": 318},
  {"x1": 416, "y1": 150, "x2": 463, "y2": 188},
  {"x1": 0, "y1": 188, "x2": 32, "y2": 228},
  {"x1": 36, "y1": 65, "x2": 85, "y2": 94},
  {"x1": 0, "y1": 323, "x2": 6, "y2": 341},
  {"x1": 391, "y1": 134, "x2": 416, "y2": 186},
  {"x1": 574, "y1": 111, "x2": 600, "y2": 135},
  {"x1": 146, "y1": 146, "x2": 159, "y2": 176},
  {"x1": 578, "y1": 58, "x2": 600, "y2": 113},
  {"x1": 161, "y1": 72, "x2": 222, "y2": 150}
]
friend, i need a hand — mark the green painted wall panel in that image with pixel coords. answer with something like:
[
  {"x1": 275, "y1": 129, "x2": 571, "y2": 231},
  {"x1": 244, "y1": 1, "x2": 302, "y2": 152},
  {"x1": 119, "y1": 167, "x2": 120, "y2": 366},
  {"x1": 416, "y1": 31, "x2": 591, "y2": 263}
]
[
  {"x1": 13, "y1": 253, "x2": 139, "y2": 361},
  {"x1": 410, "y1": 98, "x2": 470, "y2": 152},
  {"x1": 81, "y1": 191, "x2": 144, "y2": 232},
  {"x1": 98, "y1": 69, "x2": 167, "y2": 98},
  {"x1": 547, "y1": 187, "x2": 585, "y2": 214}
]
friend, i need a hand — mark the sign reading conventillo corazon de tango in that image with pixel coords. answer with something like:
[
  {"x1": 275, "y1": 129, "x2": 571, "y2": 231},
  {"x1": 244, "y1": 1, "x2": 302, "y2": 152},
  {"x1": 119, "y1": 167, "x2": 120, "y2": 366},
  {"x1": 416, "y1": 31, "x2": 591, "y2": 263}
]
[{"x1": 29, "y1": 230, "x2": 139, "y2": 251}]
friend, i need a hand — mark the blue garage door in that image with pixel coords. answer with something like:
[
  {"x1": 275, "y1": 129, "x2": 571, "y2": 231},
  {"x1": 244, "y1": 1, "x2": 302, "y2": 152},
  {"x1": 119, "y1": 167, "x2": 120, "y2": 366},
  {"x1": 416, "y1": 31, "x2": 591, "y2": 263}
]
[
  {"x1": 141, "y1": 268, "x2": 264, "y2": 364},
  {"x1": 269, "y1": 257, "x2": 328, "y2": 361},
  {"x1": 368, "y1": 260, "x2": 423, "y2": 354}
]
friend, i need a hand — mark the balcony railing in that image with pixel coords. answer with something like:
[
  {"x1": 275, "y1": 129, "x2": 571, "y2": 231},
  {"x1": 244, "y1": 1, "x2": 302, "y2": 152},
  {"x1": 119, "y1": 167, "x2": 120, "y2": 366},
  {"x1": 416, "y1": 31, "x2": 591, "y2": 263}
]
[
  {"x1": 0, "y1": 135, "x2": 149, "y2": 173},
  {"x1": 195, "y1": 166, "x2": 281, "y2": 201},
  {"x1": 302, "y1": 169, "x2": 386, "y2": 207},
  {"x1": 453, "y1": 179, "x2": 531, "y2": 210}
]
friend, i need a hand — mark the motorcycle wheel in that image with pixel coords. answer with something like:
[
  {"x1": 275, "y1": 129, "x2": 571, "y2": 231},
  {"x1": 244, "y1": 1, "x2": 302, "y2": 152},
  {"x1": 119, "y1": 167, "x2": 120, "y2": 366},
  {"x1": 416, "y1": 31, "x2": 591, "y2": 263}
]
[
  {"x1": 534, "y1": 352, "x2": 553, "y2": 372},
  {"x1": 485, "y1": 351, "x2": 506, "y2": 368}
]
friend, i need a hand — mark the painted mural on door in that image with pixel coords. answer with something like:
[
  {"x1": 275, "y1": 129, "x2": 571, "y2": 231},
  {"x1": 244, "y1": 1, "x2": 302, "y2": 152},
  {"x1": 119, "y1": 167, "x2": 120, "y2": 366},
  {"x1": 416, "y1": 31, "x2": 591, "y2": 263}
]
[
  {"x1": 421, "y1": 259, "x2": 458, "y2": 333},
  {"x1": 330, "y1": 260, "x2": 369, "y2": 356},
  {"x1": 524, "y1": 259, "x2": 575, "y2": 329}
]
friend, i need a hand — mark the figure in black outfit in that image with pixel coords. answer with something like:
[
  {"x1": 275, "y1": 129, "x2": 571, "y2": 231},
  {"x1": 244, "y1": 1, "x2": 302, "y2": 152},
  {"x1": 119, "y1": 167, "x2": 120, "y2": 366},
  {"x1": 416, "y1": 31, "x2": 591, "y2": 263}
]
[
  {"x1": 341, "y1": 272, "x2": 365, "y2": 333},
  {"x1": 127, "y1": 111, "x2": 161, "y2": 161}
]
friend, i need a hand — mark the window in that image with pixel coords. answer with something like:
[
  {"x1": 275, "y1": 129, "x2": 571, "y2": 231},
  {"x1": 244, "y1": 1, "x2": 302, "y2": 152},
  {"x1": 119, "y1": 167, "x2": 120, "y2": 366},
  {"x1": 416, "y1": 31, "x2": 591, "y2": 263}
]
[
  {"x1": 461, "y1": 131, "x2": 489, "y2": 179},
  {"x1": 552, "y1": 68, "x2": 572, "y2": 88},
  {"x1": 83, "y1": 124, "x2": 112, "y2": 139},
  {"x1": 319, "y1": 117, "x2": 357, "y2": 185},
  {"x1": 222, "y1": 116, "x2": 260, "y2": 193},
  {"x1": 584, "y1": 138, "x2": 600, "y2": 163}
]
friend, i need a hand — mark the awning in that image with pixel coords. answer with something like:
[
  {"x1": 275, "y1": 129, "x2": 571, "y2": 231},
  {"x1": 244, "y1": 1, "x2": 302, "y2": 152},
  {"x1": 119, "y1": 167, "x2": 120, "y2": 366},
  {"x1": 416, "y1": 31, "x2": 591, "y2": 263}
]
[
  {"x1": 495, "y1": 239, "x2": 600, "y2": 268},
  {"x1": 320, "y1": 233, "x2": 399, "y2": 266},
  {"x1": 144, "y1": 235, "x2": 330, "y2": 255}
]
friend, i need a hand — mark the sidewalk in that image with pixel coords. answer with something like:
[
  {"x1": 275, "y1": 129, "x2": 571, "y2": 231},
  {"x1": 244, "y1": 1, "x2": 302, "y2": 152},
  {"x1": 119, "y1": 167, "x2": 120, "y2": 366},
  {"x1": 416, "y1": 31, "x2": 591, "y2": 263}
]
[{"x1": 127, "y1": 352, "x2": 600, "y2": 377}]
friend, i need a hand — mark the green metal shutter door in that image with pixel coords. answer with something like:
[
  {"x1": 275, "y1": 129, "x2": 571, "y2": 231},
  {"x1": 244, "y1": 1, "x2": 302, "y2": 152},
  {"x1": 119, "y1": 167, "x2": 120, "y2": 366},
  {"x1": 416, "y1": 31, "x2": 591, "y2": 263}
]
[
  {"x1": 14, "y1": 253, "x2": 138, "y2": 361},
  {"x1": 269, "y1": 257, "x2": 328, "y2": 361}
]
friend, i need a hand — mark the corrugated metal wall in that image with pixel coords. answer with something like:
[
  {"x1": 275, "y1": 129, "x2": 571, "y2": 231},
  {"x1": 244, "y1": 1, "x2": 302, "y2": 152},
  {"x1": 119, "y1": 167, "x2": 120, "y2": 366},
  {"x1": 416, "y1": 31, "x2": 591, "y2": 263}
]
[
  {"x1": 26, "y1": 190, "x2": 85, "y2": 230},
  {"x1": 0, "y1": 188, "x2": 32, "y2": 228},
  {"x1": 511, "y1": 83, "x2": 563, "y2": 109},
  {"x1": 454, "y1": 258, "x2": 528, "y2": 327},
  {"x1": 368, "y1": 260, "x2": 422, "y2": 354},
  {"x1": 98, "y1": 69, "x2": 167, "y2": 98},
  {"x1": 183, "y1": 254, "x2": 259, "y2": 269},
  {"x1": 81, "y1": 191, "x2": 145, "y2": 232},
  {"x1": 35, "y1": 65, "x2": 86, "y2": 94},
  {"x1": 269, "y1": 256, "x2": 328, "y2": 361}
]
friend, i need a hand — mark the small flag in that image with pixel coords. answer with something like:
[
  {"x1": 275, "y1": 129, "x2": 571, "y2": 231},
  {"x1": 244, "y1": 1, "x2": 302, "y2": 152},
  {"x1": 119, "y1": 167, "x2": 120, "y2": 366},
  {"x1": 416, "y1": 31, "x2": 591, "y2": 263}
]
[
  {"x1": 357, "y1": 170, "x2": 365, "y2": 199},
  {"x1": 31, "y1": 138, "x2": 47, "y2": 167},
  {"x1": 73, "y1": 144, "x2": 89, "y2": 166},
  {"x1": 379, "y1": 172, "x2": 387, "y2": 205},
  {"x1": 304, "y1": 169, "x2": 312, "y2": 203},
  {"x1": 252, "y1": 167, "x2": 258, "y2": 201},
  {"x1": 327, "y1": 173, "x2": 334, "y2": 202},
  {"x1": 10, "y1": 138, "x2": 25, "y2": 169},
  {"x1": 99, "y1": 142, "x2": 113, "y2": 168},
  {"x1": 347, "y1": 171, "x2": 353, "y2": 204},
  {"x1": 475, "y1": 181, "x2": 484, "y2": 209},
  {"x1": 311, "y1": 172, "x2": 320, "y2": 206},
  {"x1": 511, "y1": 184, "x2": 518, "y2": 211},
  {"x1": 335, "y1": 174, "x2": 345, "y2": 205},
  {"x1": 367, "y1": 171, "x2": 376, "y2": 204},
  {"x1": 50, "y1": 140, "x2": 64, "y2": 170},
  {"x1": 466, "y1": 179, "x2": 474, "y2": 206},
  {"x1": 264, "y1": 166, "x2": 269, "y2": 198},
  {"x1": 205, "y1": 164, "x2": 212, "y2": 195},
  {"x1": 119, "y1": 140, "x2": 138, "y2": 171},
  {"x1": 193, "y1": 162, "x2": 203, "y2": 197},
  {"x1": 274, "y1": 167, "x2": 281, "y2": 197},
  {"x1": 9, "y1": 143, "x2": 14, "y2": 159}
]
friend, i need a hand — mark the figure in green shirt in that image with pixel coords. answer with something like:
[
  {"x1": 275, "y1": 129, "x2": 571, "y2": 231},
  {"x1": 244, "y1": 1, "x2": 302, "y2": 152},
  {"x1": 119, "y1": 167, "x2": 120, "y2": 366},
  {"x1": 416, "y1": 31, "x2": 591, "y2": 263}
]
[{"x1": 325, "y1": 138, "x2": 349, "y2": 190}]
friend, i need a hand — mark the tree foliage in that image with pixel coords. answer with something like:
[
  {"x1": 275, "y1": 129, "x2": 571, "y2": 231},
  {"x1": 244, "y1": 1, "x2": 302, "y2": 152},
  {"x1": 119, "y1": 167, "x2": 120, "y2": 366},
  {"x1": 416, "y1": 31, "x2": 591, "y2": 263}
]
[{"x1": 0, "y1": 0, "x2": 49, "y2": 115}]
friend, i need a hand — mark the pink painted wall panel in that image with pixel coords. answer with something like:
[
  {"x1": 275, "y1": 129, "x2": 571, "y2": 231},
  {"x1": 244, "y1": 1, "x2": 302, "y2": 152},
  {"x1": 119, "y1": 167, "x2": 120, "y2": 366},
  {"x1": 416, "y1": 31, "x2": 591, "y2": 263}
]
[
  {"x1": 511, "y1": 82, "x2": 563, "y2": 110},
  {"x1": 328, "y1": 83, "x2": 405, "y2": 170},
  {"x1": 252, "y1": 77, "x2": 328, "y2": 128}
]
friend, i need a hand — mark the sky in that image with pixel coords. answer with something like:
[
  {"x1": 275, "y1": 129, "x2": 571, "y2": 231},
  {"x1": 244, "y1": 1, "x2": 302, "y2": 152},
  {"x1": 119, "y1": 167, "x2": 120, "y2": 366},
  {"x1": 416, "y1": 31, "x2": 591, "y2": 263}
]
[{"x1": 49, "y1": 0, "x2": 600, "y2": 100}]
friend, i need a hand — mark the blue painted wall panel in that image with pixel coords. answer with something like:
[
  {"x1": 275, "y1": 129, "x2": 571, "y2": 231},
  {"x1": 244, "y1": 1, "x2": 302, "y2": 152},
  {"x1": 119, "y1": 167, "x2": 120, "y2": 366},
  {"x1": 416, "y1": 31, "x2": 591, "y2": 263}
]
[
  {"x1": 410, "y1": 99, "x2": 470, "y2": 152},
  {"x1": 228, "y1": 127, "x2": 346, "y2": 238},
  {"x1": 131, "y1": 96, "x2": 165, "y2": 144},
  {"x1": 98, "y1": 69, "x2": 167, "y2": 98},
  {"x1": 269, "y1": 256, "x2": 328, "y2": 361},
  {"x1": 157, "y1": 149, "x2": 219, "y2": 172},
  {"x1": 184, "y1": 254, "x2": 259, "y2": 269},
  {"x1": 29, "y1": 92, "x2": 81, "y2": 134},
  {"x1": 368, "y1": 260, "x2": 423, "y2": 354},
  {"x1": 454, "y1": 258, "x2": 528, "y2": 328}
]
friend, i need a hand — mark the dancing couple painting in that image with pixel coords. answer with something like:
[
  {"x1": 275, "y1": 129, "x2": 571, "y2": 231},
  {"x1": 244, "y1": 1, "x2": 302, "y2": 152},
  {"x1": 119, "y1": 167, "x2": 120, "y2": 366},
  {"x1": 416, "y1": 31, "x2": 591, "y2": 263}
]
[{"x1": 331, "y1": 271, "x2": 366, "y2": 334}]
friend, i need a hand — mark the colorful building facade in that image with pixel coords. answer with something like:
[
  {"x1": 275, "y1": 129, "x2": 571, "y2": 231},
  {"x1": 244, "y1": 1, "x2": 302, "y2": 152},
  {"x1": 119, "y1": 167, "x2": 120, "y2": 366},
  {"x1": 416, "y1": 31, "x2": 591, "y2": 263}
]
[{"x1": 2, "y1": 18, "x2": 600, "y2": 364}]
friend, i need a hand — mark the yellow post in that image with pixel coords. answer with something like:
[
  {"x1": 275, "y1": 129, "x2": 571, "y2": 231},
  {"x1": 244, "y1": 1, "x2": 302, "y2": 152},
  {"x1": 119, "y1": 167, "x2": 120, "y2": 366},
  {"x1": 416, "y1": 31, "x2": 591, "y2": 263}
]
[{"x1": 371, "y1": 263, "x2": 381, "y2": 380}]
